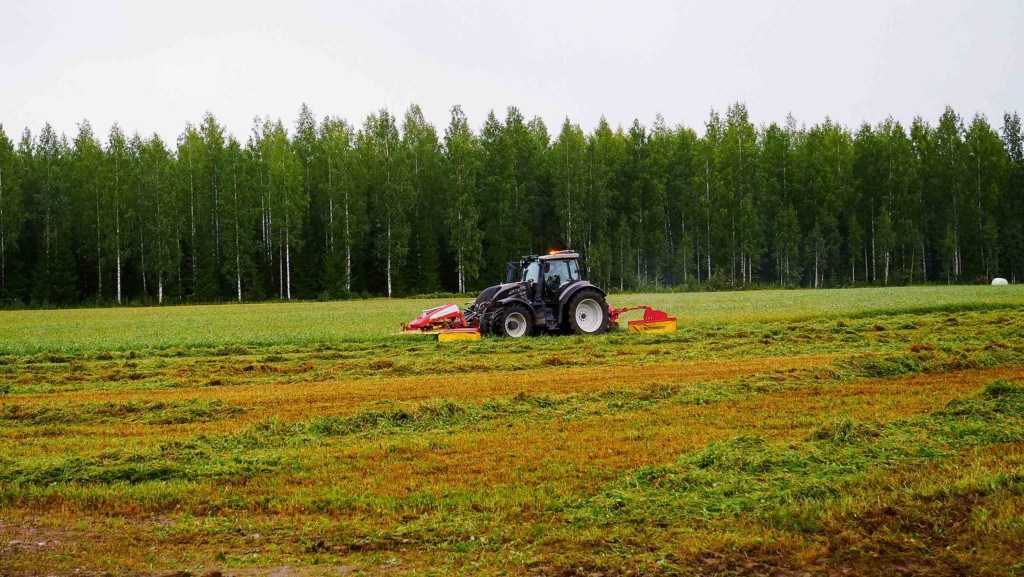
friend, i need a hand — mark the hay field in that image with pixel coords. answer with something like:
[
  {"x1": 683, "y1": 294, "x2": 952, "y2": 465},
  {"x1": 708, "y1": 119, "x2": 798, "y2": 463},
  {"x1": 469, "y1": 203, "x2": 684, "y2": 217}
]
[{"x1": 1, "y1": 285, "x2": 1024, "y2": 575}]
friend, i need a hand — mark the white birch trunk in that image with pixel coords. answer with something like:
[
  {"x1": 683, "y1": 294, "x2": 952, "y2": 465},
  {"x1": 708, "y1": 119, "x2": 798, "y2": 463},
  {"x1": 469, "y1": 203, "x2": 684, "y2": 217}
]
[
  {"x1": 285, "y1": 222, "x2": 292, "y2": 300},
  {"x1": 116, "y1": 248, "x2": 122, "y2": 304},
  {"x1": 96, "y1": 177, "x2": 102, "y2": 297},
  {"x1": 233, "y1": 169, "x2": 242, "y2": 303},
  {"x1": 190, "y1": 167, "x2": 197, "y2": 291},
  {"x1": 0, "y1": 162, "x2": 4, "y2": 291},
  {"x1": 705, "y1": 171, "x2": 712, "y2": 281},
  {"x1": 115, "y1": 192, "x2": 122, "y2": 305},
  {"x1": 386, "y1": 219, "x2": 393, "y2": 298},
  {"x1": 922, "y1": 237, "x2": 927, "y2": 282},
  {"x1": 344, "y1": 190, "x2": 351, "y2": 293}
]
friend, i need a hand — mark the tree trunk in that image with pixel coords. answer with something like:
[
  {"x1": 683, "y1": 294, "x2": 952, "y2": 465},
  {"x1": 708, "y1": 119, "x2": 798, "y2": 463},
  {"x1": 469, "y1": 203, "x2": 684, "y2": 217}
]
[
  {"x1": 922, "y1": 237, "x2": 927, "y2": 282},
  {"x1": 285, "y1": 223, "x2": 292, "y2": 300},
  {"x1": 115, "y1": 194, "x2": 122, "y2": 305},
  {"x1": 344, "y1": 189, "x2": 351, "y2": 293},
  {"x1": 0, "y1": 162, "x2": 4, "y2": 292},
  {"x1": 386, "y1": 219, "x2": 393, "y2": 298},
  {"x1": 95, "y1": 176, "x2": 102, "y2": 298},
  {"x1": 190, "y1": 166, "x2": 197, "y2": 293}
]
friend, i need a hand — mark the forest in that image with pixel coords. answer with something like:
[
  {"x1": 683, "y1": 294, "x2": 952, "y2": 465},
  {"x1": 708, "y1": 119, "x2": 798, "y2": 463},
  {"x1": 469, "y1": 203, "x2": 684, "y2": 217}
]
[{"x1": 0, "y1": 103, "x2": 1021, "y2": 307}]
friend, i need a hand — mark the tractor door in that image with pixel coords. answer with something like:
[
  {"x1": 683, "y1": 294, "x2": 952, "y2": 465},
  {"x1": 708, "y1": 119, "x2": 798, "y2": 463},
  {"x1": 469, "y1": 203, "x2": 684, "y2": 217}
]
[
  {"x1": 521, "y1": 261, "x2": 542, "y2": 301},
  {"x1": 541, "y1": 259, "x2": 579, "y2": 303}
]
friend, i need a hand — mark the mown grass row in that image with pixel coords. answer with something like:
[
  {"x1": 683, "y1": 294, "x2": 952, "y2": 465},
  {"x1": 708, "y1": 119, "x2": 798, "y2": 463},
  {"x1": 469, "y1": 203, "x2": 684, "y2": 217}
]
[
  {"x1": 518, "y1": 379, "x2": 1024, "y2": 574},
  {"x1": 2, "y1": 308, "x2": 1021, "y2": 397},
  {"x1": 576, "y1": 379, "x2": 1024, "y2": 529},
  {"x1": 27, "y1": 373, "x2": 1018, "y2": 575},
  {"x1": 2, "y1": 341, "x2": 1020, "y2": 504},
  {"x1": 0, "y1": 399, "x2": 243, "y2": 427},
  {"x1": 0, "y1": 368, "x2": 806, "y2": 489}
]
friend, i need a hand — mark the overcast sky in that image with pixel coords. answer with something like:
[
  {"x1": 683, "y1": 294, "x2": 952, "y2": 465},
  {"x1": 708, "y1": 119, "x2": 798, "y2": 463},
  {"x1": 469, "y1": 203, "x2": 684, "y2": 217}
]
[{"x1": 3, "y1": 0, "x2": 1021, "y2": 142}]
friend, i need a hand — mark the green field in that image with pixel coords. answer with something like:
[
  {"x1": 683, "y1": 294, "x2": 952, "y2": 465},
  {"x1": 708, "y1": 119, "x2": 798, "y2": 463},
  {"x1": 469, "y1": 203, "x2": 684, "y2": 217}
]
[
  {"x1": 2, "y1": 286, "x2": 1024, "y2": 575},
  {"x1": 2, "y1": 285, "x2": 1023, "y2": 354}
]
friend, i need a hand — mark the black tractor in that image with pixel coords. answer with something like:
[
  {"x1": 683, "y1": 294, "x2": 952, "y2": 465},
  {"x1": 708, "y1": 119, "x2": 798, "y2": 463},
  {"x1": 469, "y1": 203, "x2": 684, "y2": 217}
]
[{"x1": 465, "y1": 251, "x2": 611, "y2": 337}]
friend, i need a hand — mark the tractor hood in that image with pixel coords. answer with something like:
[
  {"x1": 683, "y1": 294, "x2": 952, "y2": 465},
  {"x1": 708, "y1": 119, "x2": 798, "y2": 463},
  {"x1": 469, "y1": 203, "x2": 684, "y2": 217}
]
[{"x1": 472, "y1": 282, "x2": 528, "y2": 311}]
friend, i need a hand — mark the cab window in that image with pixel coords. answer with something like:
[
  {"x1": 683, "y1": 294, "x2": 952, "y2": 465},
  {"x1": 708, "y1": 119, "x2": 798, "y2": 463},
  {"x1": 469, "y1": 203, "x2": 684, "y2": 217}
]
[
  {"x1": 543, "y1": 260, "x2": 573, "y2": 292},
  {"x1": 521, "y1": 261, "x2": 541, "y2": 285},
  {"x1": 567, "y1": 259, "x2": 580, "y2": 282}
]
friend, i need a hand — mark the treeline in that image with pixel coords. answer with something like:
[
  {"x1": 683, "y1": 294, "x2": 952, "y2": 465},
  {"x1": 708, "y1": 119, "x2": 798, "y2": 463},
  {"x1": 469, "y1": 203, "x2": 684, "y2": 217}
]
[{"x1": 0, "y1": 103, "x2": 1022, "y2": 307}]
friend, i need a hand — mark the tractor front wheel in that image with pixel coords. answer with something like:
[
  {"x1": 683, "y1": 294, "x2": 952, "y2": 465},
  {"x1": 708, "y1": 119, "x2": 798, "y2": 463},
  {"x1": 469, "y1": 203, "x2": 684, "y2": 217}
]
[
  {"x1": 567, "y1": 290, "x2": 610, "y2": 335},
  {"x1": 493, "y1": 304, "x2": 533, "y2": 338}
]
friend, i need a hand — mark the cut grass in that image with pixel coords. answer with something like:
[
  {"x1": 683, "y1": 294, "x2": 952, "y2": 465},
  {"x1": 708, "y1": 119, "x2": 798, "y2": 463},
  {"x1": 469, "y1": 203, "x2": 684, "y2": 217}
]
[{"x1": 0, "y1": 287, "x2": 1023, "y2": 575}]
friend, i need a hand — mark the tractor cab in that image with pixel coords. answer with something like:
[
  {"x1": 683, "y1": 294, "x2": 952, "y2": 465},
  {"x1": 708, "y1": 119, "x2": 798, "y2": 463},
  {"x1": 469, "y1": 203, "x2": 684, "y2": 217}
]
[{"x1": 508, "y1": 251, "x2": 584, "y2": 306}]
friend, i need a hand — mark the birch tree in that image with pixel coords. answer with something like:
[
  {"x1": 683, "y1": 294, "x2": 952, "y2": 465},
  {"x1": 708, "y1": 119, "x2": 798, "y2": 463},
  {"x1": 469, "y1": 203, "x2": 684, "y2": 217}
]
[
  {"x1": 319, "y1": 116, "x2": 361, "y2": 295},
  {"x1": 138, "y1": 135, "x2": 178, "y2": 304},
  {"x1": 934, "y1": 108, "x2": 967, "y2": 280},
  {"x1": 28, "y1": 125, "x2": 76, "y2": 304},
  {"x1": 0, "y1": 125, "x2": 25, "y2": 296},
  {"x1": 259, "y1": 119, "x2": 303, "y2": 299},
  {"x1": 70, "y1": 121, "x2": 107, "y2": 299},
  {"x1": 721, "y1": 103, "x2": 759, "y2": 282},
  {"x1": 106, "y1": 124, "x2": 131, "y2": 304},
  {"x1": 694, "y1": 110, "x2": 724, "y2": 280},
  {"x1": 358, "y1": 110, "x2": 409, "y2": 297},
  {"x1": 220, "y1": 136, "x2": 254, "y2": 301},
  {"x1": 198, "y1": 114, "x2": 226, "y2": 298},
  {"x1": 582, "y1": 117, "x2": 620, "y2": 288},
  {"x1": 402, "y1": 105, "x2": 444, "y2": 293},
  {"x1": 964, "y1": 114, "x2": 1006, "y2": 279},
  {"x1": 1002, "y1": 112, "x2": 1024, "y2": 282},
  {"x1": 552, "y1": 118, "x2": 587, "y2": 249},
  {"x1": 175, "y1": 124, "x2": 203, "y2": 297},
  {"x1": 442, "y1": 105, "x2": 483, "y2": 293}
]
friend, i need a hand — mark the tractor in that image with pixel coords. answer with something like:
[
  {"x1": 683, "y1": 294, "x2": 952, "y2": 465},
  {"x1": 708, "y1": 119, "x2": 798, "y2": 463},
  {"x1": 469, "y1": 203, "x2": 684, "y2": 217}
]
[
  {"x1": 401, "y1": 250, "x2": 675, "y2": 340},
  {"x1": 467, "y1": 250, "x2": 610, "y2": 337}
]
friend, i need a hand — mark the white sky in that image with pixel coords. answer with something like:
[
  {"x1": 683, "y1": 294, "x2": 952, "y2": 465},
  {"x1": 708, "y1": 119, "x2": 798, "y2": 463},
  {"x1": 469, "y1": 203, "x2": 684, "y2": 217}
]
[{"x1": 2, "y1": 0, "x2": 1022, "y2": 142}]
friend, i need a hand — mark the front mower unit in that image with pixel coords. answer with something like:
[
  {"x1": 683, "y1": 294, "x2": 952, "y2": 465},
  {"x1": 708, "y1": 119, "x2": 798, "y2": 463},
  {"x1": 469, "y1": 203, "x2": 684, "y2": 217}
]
[{"x1": 400, "y1": 303, "x2": 481, "y2": 341}]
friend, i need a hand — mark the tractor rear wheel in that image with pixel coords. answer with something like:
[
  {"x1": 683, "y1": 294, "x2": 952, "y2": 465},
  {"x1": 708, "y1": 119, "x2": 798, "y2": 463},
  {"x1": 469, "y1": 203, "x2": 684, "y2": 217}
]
[
  {"x1": 567, "y1": 289, "x2": 609, "y2": 335},
  {"x1": 493, "y1": 304, "x2": 533, "y2": 338}
]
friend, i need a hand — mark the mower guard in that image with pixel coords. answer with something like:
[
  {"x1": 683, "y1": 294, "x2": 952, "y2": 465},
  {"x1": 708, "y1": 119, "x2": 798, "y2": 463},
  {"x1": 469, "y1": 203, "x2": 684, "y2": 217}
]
[
  {"x1": 401, "y1": 303, "x2": 472, "y2": 332},
  {"x1": 609, "y1": 305, "x2": 678, "y2": 334}
]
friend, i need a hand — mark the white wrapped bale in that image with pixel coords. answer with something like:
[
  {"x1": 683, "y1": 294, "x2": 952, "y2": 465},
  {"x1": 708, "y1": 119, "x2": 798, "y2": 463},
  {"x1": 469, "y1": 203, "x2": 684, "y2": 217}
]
[{"x1": 992, "y1": 277, "x2": 1009, "y2": 285}]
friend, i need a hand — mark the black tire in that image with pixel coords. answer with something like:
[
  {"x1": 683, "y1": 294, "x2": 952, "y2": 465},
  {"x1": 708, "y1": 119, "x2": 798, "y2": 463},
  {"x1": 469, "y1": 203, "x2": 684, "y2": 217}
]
[
  {"x1": 493, "y1": 303, "x2": 533, "y2": 338},
  {"x1": 566, "y1": 289, "x2": 610, "y2": 335}
]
